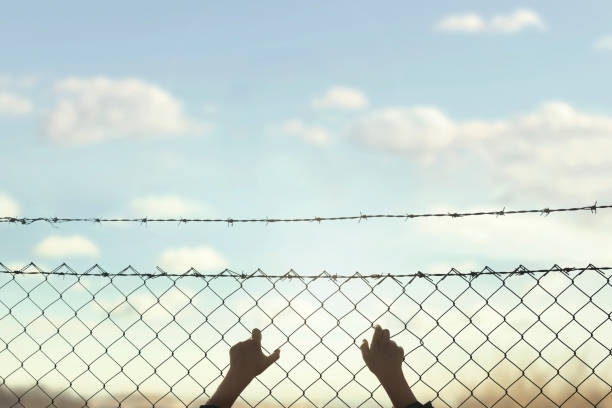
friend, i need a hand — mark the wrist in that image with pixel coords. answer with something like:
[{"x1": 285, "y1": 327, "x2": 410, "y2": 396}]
[
  {"x1": 225, "y1": 368, "x2": 253, "y2": 389},
  {"x1": 206, "y1": 370, "x2": 252, "y2": 408},
  {"x1": 376, "y1": 368, "x2": 418, "y2": 408},
  {"x1": 375, "y1": 365, "x2": 404, "y2": 384}
]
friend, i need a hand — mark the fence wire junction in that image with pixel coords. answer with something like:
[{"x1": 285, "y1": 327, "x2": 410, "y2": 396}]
[{"x1": 0, "y1": 264, "x2": 610, "y2": 408}]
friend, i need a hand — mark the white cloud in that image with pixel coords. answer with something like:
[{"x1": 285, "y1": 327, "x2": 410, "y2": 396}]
[
  {"x1": 129, "y1": 195, "x2": 211, "y2": 217},
  {"x1": 45, "y1": 77, "x2": 201, "y2": 144},
  {"x1": 419, "y1": 206, "x2": 612, "y2": 266},
  {"x1": 594, "y1": 35, "x2": 612, "y2": 51},
  {"x1": 281, "y1": 119, "x2": 330, "y2": 145},
  {"x1": 435, "y1": 13, "x2": 485, "y2": 33},
  {"x1": 0, "y1": 193, "x2": 20, "y2": 216},
  {"x1": 489, "y1": 9, "x2": 545, "y2": 33},
  {"x1": 312, "y1": 86, "x2": 368, "y2": 110},
  {"x1": 435, "y1": 9, "x2": 545, "y2": 34},
  {"x1": 348, "y1": 106, "x2": 455, "y2": 153},
  {"x1": 97, "y1": 287, "x2": 196, "y2": 320},
  {"x1": 34, "y1": 235, "x2": 100, "y2": 258},
  {"x1": 157, "y1": 246, "x2": 229, "y2": 273},
  {"x1": 348, "y1": 102, "x2": 612, "y2": 199},
  {"x1": 0, "y1": 92, "x2": 32, "y2": 115}
]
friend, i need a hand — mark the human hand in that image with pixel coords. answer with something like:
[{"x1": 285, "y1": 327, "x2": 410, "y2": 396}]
[
  {"x1": 360, "y1": 325, "x2": 417, "y2": 407},
  {"x1": 360, "y1": 325, "x2": 404, "y2": 380},
  {"x1": 228, "y1": 328, "x2": 280, "y2": 384},
  {"x1": 205, "y1": 328, "x2": 280, "y2": 408}
]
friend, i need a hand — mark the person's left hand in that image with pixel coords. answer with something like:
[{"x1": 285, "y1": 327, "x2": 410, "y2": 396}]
[
  {"x1": 228, "y1": 328, "x2": 280, "y2": 384},
  {"x1": 205, "y1": 328, "x2": 281, "y2": 408}
]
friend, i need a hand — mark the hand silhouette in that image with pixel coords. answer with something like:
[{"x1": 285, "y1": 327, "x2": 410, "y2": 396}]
[
  {"x1": 361, "y1": 325, "x2": 419, "y2": 408},
  {"x1": 205, "y1": 328, "x2": 280, "y2": 408},
  {"x1": 229, "y1": 328, "x2": 280, "y2": 383},
  {"x1": 361, "y1": 325, "x2": 404, "y2": 380}
]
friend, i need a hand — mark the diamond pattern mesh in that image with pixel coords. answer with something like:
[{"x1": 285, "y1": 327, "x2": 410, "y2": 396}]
[{"x1": 0, "y1": 264, "x2": 610, "y2": 408}]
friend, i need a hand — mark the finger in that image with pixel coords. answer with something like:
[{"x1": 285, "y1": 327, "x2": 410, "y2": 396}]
[
  {"x1": 360, "y1": 339, "x2": 370, "y2": 362},
  {"x1": 382, "y1": 329, "x2": 390, "y2": 343},
  {"x1": 251, "y1": 328, "x2": 262, "y2": 347},
  {"x1": 371, "y1": 325, "x2": 382, "y2": 348},
  {"x1": 263, "y1": 348, "x2": 280, "y2": 369}
]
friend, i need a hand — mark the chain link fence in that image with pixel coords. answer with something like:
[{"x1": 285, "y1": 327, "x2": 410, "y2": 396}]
[{"x1": 0, "y1": 263, "x2": 611, "y2": 408}]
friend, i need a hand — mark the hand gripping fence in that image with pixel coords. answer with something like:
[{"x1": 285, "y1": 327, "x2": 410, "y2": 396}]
[{"x1": 0, "y1": 264, "x2": 611, "y2": 408}]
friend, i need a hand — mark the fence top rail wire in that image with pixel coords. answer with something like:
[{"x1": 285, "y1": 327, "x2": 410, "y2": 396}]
[
  {"x1": 0, "y1": 202, "x2": 608, "y2": 226},
  {"x1": 1, "y1": 263, "x2": 610, "y2": 280}
]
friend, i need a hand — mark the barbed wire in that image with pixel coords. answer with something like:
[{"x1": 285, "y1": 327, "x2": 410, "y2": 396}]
[
  {"x1": 0, "y1": 202, "x2": 608, "y2": 226},
  {"x1": 1, "y1": 263, "x2": 610, "y2": 280}
]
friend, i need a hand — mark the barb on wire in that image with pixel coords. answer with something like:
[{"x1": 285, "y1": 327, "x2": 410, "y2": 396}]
[{"x1": 0, "y1": 201, "x2": 608, "y2": 226}]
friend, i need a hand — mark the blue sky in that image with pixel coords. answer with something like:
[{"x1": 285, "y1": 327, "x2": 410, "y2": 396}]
[{"x1": 2, "y1": 1, "x2": 612, "y2": 275}]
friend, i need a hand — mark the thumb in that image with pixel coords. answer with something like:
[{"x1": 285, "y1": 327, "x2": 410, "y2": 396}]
[
  {"x1": 251, "y1": 328, "x2": 262, "y2": 347},
  {"x1": 360, "y1": 339, "x2": 370, "y2": 362},
  {"x1": 263, "y1": 348, "x2": 280, "y2": 369}
]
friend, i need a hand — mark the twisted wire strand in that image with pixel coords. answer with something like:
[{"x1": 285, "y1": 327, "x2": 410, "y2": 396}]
[{"x1": 0, "y1": 202, "x2": 607, "y2": 226}]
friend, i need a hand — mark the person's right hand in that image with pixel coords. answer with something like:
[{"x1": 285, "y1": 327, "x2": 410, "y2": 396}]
[
  {"x1": 228, "y1": 328, "x2": 280, "y2": 385},
  {"x1": 360, "y1": 325, "x2": 418, "y2": 407},
  {"x1": 360, "y1": 324, "x2": 404, "y2": 380}
]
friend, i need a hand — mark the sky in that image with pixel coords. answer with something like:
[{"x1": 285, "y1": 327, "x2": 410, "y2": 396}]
[
  {"x1": 1, "y1": 0, "x2": 612, "y2": 276},
  {"x1": 1, "y1": 2, "x2": 612, "y2": 406}
]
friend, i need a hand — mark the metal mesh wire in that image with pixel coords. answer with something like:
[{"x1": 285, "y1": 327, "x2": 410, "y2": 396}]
[{"x1": 0, "y1": 264, "x2": 610, "y2": 408}]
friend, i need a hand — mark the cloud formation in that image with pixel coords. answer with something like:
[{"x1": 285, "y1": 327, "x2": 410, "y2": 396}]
[
  {"x1": 281, "y1": 119, "x2": 330, "y2": 145},
  {"x1": 435, "y1": 9, "x2": 545, "y2": 34},
  {"x1": 348, "y1": 102, "x2": 612, "y2": 198},
  {"x1": 348, "y1": 106, "x2": 455, "y2": 152},
  {"x1": 312, "y1": 86, "x2": 368, "y2": 110},
  {"x1": 34, "y1": 235, "x2": 100, "y2": 258},
  {"x1": 419, "y1": 206, "x2": 612, "y2": 266},
  {"x1": 594, "y1": 35, "x2": 612, "y2": 51},
  {"x1": 98, "y1": 287, "x2": 196, "y2": 321},
  {"x1": 129, "y1": 195, "x2": 211, "y2": 217},
  {"x1": 0, "y1": 92, "x2": 32, "y2": 115},
  {"x1": 45, "y1": 77, "x2": 200, "y2": 144},
  {"x1": 157, "y1": 246, "x2": 228, "y2": 273},
  {"x1": 0, "y1": 193, "x2": 20, "y2": 216}
]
